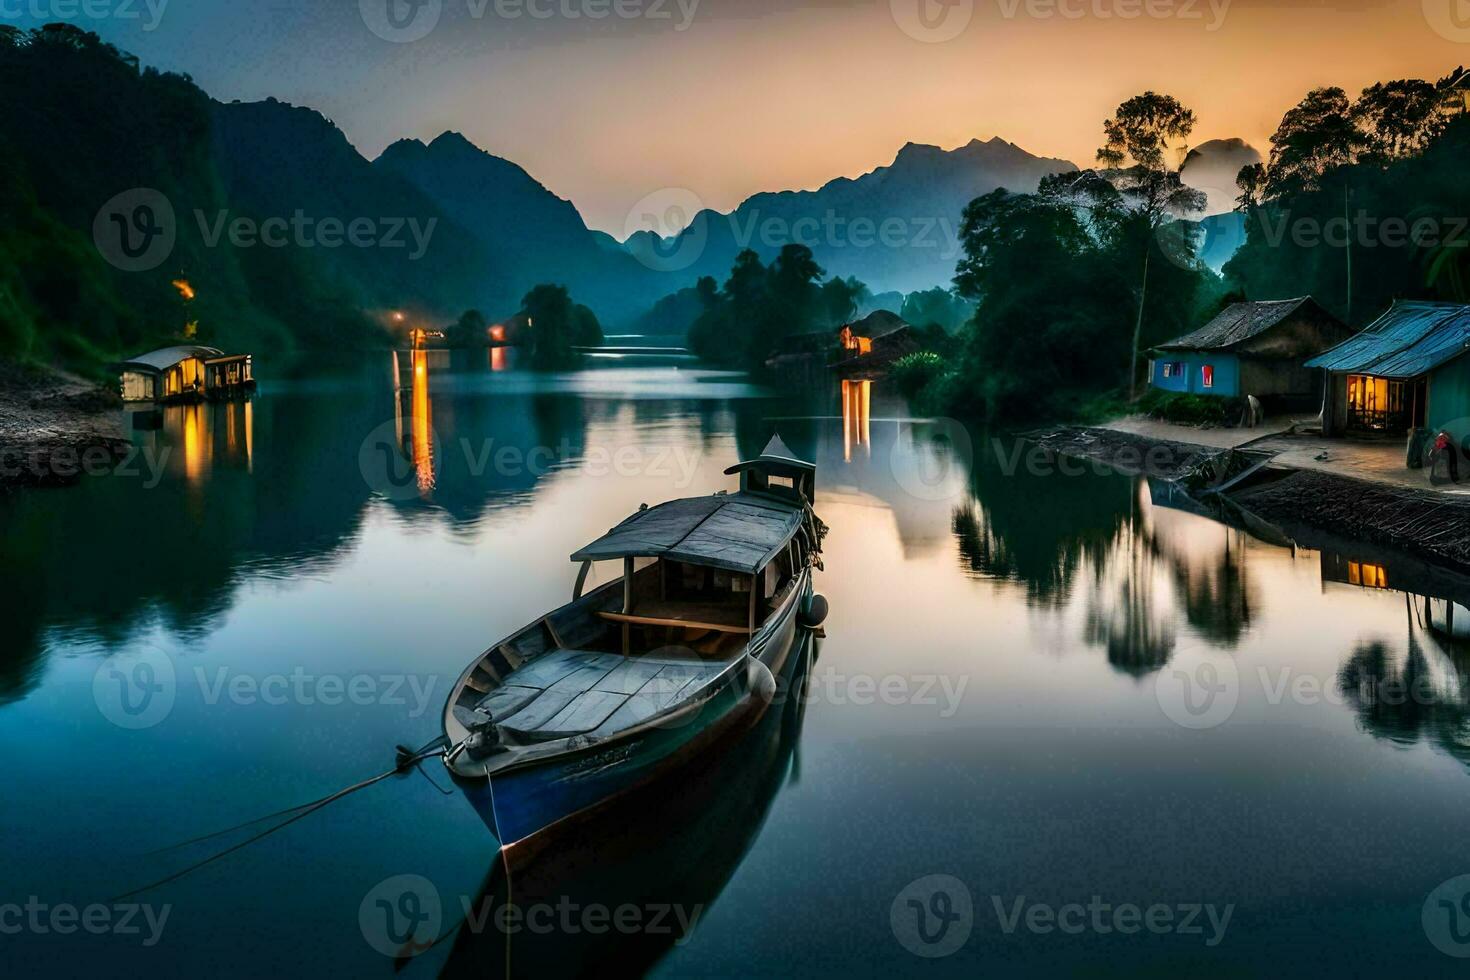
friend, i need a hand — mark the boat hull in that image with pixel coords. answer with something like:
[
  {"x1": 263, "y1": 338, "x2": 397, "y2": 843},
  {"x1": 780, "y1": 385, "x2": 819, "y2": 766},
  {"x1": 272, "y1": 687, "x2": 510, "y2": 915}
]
[{"x1": 469, "y1": 576, "x2": 810, "y2": 846}]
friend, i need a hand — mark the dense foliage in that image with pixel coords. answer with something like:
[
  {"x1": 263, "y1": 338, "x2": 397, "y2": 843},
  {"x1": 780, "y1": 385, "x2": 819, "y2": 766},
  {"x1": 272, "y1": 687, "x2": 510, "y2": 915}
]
[
  {"x1": 0, "y1": 26, "x2": 518, "y2": 374},
  {"x1": 1226, "y1": 69, "x2": 1470, "y2": 325},
  {"x1": 687, "y1": 245, "x2": 868, "y2": 368},
  {"x1": 936, "y1": 92, "x2": 1221, "y2": 421},
  {"x1": 520, "y1": 284, "x2": 603, "y2": 370}
]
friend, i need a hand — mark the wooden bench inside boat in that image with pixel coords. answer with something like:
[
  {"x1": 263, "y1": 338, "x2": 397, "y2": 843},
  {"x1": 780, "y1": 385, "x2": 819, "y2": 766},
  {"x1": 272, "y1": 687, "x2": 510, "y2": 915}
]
[{"x1": 596, "y1": 601, "x2": 751, "y2": 635}]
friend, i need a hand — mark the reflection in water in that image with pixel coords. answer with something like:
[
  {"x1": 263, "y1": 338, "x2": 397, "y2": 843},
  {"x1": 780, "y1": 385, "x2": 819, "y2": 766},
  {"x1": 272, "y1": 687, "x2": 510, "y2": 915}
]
[
  {"x1": 1322, "y1": 553, "x2": 1390, "y2": 590},
  {"x1": 1082, "y1": 508, "x2": 1176, "y2": 676},
  {"x1": 14, "y1": 359, "x2": 1470, "y2": 972},
  {"x1": 1338, "y1": 594, "x2": 1470, "y2": 768},
  {"x1": 182, "y1": 402, "x2": 205, "y2": 483},
  {"x1": 840, "y1": 378, "x2": 870, "y2": 462},
  {"x1": 411, "y1": 350, "x2": 435, "y2": 493},
  {"x1": 953, "y1": 451, "x2": 1265, "y2": 674}
]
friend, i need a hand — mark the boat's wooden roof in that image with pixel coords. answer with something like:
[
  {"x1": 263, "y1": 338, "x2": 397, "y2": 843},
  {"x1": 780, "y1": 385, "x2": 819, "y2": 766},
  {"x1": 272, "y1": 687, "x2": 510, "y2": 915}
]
[{"x1": 571, "y1": 491, "x2": 803, "y2": 574}]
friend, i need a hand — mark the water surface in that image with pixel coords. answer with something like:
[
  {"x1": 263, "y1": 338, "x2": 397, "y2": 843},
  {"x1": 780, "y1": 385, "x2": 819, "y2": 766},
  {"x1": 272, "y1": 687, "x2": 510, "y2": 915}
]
[{"x1": 5, "y1": 352, "x2": 1470, "y2": 976}]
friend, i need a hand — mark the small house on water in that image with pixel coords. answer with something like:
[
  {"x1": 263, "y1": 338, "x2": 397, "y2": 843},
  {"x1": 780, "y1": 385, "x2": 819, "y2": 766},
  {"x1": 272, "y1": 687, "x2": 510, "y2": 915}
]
[
  {"x1": 1149, "y1": 297, "x2": 1351, "y2": 405},
  {"x1": 1307, "y1": 301, "x2": 1470, "y2": 438},
  {"x1": 117, "y1": 345, "x2": 254, "y2": 403}
]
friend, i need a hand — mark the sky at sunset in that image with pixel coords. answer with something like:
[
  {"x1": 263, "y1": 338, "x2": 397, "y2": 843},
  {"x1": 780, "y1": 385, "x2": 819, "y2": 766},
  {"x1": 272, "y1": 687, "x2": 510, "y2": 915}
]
[{"x1": 32, "y1": 0, "x2": 1470, "y2": 234}]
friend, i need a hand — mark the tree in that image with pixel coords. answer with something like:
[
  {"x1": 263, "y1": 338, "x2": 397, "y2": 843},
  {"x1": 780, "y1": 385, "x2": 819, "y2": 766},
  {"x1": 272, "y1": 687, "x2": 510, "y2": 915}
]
[
  {"x1": 820, "y1": 275, "x2": 869, "y2": 327},
  {"x1": 571, "y1": 303, "x2": 602, "y2": 348},
  {"x1": 1263, "y1": 87, "x2": 1366, "y2": 198},
  {"x1": 951, "y1": 189, "x2": 1121, "y2": 418},
  {"x1": 900, "y1": 287, "x2": 972, "y2": 334},
  {"x1": 448, "y1": 308, "x2": 487, "y2": 347},
  {"x1": 1095, "y1": 93, "x2": 1207, "y2": 398},
  {"x1": 766, "y1": 243, "x2": 824, "y2": 328},
  {"x1": 520, "y1": 284, "x2": 584, "y2": 370},
  {"x1": 1354, "y1": 79, "x2": 1449, "y2": 162},
  {"x1": 1235, "y1": 163, "x2": 1267, "y2": 213}
]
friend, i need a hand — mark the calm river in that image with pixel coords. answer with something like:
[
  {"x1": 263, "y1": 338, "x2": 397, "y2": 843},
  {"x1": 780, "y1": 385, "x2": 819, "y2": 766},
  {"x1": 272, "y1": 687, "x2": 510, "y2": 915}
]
[{"x1": 5, "y1": 350, "x2": 1470, "y2": 976}]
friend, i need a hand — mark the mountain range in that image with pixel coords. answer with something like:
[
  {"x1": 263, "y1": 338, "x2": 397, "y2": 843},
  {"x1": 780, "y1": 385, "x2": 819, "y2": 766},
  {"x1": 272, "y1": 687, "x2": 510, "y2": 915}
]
[
  {"x1": 621, "y1": 137, "x2": 1078, "y2": 297},
  {"x1": 207, "y1": 106, "x2": 1085, "y2": 325},
  {"x1": 1, "y1": 25, "x2": 1255, "y2": 371}
]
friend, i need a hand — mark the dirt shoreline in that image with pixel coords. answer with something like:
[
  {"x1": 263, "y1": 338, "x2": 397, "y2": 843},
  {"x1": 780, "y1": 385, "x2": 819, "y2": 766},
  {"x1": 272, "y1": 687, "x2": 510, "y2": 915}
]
[
  {"x1": 0, "y1": 363, "x2": 130, "y2": 489},
  {"x1": 1030, "y1": 424, "x2": 1470, "y2": 573}
]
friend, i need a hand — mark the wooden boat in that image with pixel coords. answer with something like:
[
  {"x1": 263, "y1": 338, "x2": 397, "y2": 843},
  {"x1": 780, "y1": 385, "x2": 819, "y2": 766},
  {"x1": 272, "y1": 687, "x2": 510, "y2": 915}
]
[
  {"x1": 441, "y1": 435, "x2": 828, "y2": 845},
  {"x1": 439, "y1": 626, "x2": 818, "y2": 976}
]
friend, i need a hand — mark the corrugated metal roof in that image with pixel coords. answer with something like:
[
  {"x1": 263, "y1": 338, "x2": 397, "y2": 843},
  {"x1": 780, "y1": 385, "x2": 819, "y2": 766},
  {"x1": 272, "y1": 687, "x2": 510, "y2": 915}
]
[
  {"x1": 117, "y1": 345, "x2": 225, "y2": 372},
  {"x1": 1305, "y1": 301, "x2": 1470, "y2": 379},
  {"x1": 1156, "y1": 298, "x2": 1316, "y2": 352},
  {"x1": 571, "y1": 492, "x2": 802, "y2": 574}
]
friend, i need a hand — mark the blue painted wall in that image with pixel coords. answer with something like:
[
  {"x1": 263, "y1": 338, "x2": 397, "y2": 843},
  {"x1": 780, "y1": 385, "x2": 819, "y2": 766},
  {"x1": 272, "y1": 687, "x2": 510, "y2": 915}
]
[
  {"x1": 1428, "y1": 352, "x2": 1470, "y2": 438},
  {"x1": 1149, "y1": 352, "x2": 1239, "y2": 396}
]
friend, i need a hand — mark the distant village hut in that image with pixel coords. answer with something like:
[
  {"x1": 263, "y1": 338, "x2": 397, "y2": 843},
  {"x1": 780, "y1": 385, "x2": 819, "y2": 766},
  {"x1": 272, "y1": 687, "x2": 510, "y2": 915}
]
[
  {"x1": 116, "y1": 345, "x2": 254, "y2": 403},
  {"x1": 831, "y1": 311, "x2": 919, "y2": 380},
  {"x1": 1307, "y1": 301, "x2": 1470, "y2": 437},
  {"x1": 1149, "y1": 297, "x2": 1352, "y2": 406}
]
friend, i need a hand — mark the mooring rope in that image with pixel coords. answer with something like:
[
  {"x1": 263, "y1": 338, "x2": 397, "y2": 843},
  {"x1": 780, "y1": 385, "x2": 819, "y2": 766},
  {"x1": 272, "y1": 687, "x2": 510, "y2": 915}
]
[{"x1": 112, "y1": 736, "x2": 452, "y2": 902}]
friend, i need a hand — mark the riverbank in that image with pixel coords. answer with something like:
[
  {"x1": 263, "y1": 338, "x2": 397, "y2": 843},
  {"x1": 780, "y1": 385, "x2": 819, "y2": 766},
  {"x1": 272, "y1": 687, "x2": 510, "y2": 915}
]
[
  {"x1": 0, "y1": 362, "x2": 129, "y2": 489},
  {"x1": 1031, "y1": 424, "x2": 1470, "y2": 572}
]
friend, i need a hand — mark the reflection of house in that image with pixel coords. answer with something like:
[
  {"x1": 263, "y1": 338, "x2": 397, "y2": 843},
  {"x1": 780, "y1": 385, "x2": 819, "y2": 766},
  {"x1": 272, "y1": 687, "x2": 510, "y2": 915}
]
[
  {"x1": 117, "y1": 345, "x2": 254, "y2": 403},
  {"x1": 1149, "y1": 297, "x2": 1350, "y2": 402},
  {"x1": 1321, "y1": 552, "x2": 1390, "y2": 590},
  {"x1": 1308, "y1": 301, "x2": 1470, "y2": 437}
]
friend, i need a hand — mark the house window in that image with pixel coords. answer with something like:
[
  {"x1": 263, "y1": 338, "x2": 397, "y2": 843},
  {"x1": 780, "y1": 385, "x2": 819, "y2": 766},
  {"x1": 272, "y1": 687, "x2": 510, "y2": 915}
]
[
  {"x1": 1201, "y1": 365, "x2": 1214, "y2": 389},
  {"x1": 1161, "y1": 362, "x2": 1172, "y2": 378}
]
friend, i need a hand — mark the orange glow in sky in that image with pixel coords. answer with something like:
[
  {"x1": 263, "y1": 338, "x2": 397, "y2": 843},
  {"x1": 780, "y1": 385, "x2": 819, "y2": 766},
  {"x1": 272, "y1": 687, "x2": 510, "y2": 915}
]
[{"x1": 87, "y1": 0, "x2": 1470, "y2": 235}]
